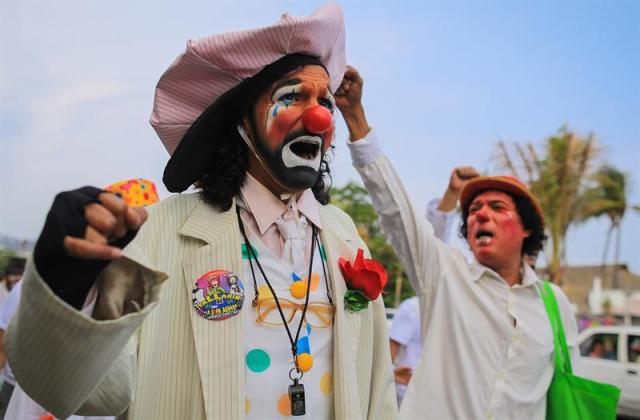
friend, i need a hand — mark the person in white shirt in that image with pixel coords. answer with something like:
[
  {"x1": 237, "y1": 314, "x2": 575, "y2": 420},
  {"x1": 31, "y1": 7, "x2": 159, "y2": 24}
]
[
  {"x1": 390, "y1": 167, "x2": 478, "y2": 404},
  {"x1": 0, "y1": 280, "x2": 21, "y2": 420},
  {"x1": 335, "y1": 66, "x2": 579, "y2": 420},
  {"x1": 388, "y1": 296, "x2": 421, "y2": 403},
  {"x1": 0, "y1": 257, "x2": 24, "y2": 418},
  {"x1": 0, "y1": 258, "x2": 24, "y2": 309}
]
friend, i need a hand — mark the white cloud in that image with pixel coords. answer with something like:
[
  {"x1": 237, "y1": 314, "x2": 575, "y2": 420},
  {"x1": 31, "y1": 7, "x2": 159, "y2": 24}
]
[{"x1": 28, "y1": 82, "x2": 125, "y2": 142}]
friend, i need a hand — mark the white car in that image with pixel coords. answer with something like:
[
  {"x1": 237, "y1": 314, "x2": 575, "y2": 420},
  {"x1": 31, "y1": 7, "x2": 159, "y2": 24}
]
[{"x1": 575, "y1": 325, "x2": 640, "y2": 418}]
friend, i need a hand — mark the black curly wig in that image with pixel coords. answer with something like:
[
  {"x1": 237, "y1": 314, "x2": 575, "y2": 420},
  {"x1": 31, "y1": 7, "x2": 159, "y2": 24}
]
[
  {"x1": 459, "y1": 191, "x2": 546, "y2": 257},
  {"x1": 162, "y1": 54, "x2": 333, "y2": 211}
]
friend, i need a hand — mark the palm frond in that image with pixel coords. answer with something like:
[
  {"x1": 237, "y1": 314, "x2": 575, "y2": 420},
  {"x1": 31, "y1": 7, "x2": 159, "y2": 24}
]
[{"x1": 495, "y1": 140, "x2": 518, "y2": 177}]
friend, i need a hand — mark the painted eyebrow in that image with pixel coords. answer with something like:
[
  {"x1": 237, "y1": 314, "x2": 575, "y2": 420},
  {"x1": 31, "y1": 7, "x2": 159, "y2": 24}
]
[{"x1": 271, "y1": 78, "x2": 302, "y2": 97}]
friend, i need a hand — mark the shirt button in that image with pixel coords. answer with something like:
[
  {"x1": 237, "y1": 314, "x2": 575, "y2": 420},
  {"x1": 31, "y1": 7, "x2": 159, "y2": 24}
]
[{"x1": 497, "y1": 371, "x2": 506, "y2": 381}]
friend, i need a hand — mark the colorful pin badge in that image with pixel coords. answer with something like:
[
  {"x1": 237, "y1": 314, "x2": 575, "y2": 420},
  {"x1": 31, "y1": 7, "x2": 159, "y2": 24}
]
[{"x1": 192, "y1": 270, "x2": 244, "y2": 320}]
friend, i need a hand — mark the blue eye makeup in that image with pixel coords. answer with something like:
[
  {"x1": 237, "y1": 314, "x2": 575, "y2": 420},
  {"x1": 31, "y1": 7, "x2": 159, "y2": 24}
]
[
  {"x1": 278, "y1": 91, "x2": 299, "y2": 106},
  {"x1": 273, "y1": 84, "x2": 302, "y2": 108}
]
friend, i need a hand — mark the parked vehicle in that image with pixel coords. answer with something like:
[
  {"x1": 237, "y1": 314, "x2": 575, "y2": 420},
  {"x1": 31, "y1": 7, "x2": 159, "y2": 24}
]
[{"x1": 575, "y1": 325, "x2": 640, "y2": 418}]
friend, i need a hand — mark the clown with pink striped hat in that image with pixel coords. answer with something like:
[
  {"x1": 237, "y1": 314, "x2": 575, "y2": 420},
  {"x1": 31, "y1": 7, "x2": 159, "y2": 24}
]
[{"x1": 6, "y1": 3, "x2": 398, "y2": 419}]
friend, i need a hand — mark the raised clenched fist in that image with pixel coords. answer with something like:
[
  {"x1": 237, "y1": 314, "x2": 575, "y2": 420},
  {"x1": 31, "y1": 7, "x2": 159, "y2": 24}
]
[{"x1": 33, "y1": 186, "x2": 148, "y2": 308}]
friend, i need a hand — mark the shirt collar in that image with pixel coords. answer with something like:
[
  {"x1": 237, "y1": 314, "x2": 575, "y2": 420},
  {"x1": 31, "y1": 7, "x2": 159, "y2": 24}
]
[
  {"x1": 469, "y1": 258, "x2": 539, "y2": 287},
  {"x1": 520, "y1": 263, "x2": 539, "y2": 287},
  {"x1": 469, "y1": 260, "x2": 490, "y2": 282},
  {"x1": 239, "y1": 173, "x2": 323, "y2": 234}
]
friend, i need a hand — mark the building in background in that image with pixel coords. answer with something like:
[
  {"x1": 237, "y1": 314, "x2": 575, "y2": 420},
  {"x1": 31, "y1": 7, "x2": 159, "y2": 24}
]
[{"x1": 553, "y1": 264, "x2": 640, "y2": 329}]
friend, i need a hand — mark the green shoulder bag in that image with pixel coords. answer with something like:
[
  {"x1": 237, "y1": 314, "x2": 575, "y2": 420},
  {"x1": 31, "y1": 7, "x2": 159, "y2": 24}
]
[{"x1": 537, "y1": 281, "x2": 621, "y2": 420}]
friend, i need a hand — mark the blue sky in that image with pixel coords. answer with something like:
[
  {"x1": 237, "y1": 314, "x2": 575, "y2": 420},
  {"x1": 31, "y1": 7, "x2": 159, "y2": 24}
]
[{"x1": 1, "y1": 0, "x2": 638, "y2": 273}]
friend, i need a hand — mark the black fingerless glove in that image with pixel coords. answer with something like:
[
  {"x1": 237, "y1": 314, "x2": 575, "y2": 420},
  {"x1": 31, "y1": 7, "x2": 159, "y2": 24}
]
[{"x1": 33, "y1": 186, "x2": 138, "y2": 309}]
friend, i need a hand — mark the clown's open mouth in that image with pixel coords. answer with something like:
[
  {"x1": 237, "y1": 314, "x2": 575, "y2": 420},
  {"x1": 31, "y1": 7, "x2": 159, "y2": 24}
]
[
  {"x1": 282, "y1": 136, "x2": 323, "y2": 169},
  {"x1": 475, "y1": 229, "x2": 494, "y2": 246},
  {"x1": 291, "y1": 140, "x2": 320, "y2": 160}
]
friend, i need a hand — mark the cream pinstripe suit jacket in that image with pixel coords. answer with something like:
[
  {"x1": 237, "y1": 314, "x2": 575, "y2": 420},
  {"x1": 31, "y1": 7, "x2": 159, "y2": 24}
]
[{"x1": 6, "y1": 193, "x2": 397, "y2": 420}]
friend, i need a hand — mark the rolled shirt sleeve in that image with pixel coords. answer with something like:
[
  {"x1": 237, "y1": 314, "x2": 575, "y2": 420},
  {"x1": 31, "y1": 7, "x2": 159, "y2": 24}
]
[{"x1": 347, "y1": 129, "x2": 454, "y2": 296}]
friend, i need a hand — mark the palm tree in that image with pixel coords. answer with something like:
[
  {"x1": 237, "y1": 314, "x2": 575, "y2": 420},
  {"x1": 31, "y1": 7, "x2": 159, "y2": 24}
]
[
  {"x1": 495, "y1": 127, "x2": 600, "y2": 284},
  {"x1": 579, "y1": 167, "x2": 638, "y2": 288}
]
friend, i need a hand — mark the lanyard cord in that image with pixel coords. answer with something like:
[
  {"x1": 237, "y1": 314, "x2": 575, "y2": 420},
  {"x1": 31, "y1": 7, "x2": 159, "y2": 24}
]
[
  {"x1": 237, "y1": 209, "x2": 260, "y2": 307},
  {"x1": 236, "y1": 205, "x2": 316, "y2": 361},
  {"x1": 315, "y1": 235, "x2": 333, "y2": 306}
]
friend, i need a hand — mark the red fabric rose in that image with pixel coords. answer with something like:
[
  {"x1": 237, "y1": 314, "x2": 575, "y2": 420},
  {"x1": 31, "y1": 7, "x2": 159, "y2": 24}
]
[{"x1": 338, "y1": 248, "x2": 388, "y2": 300}]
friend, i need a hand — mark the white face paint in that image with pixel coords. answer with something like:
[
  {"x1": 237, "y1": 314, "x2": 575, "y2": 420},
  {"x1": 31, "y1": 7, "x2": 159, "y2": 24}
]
[
  {"x1": 281, "y1": 135, "x2": 322, "y2": 170},
  {"x1": 264, "y1": 82, "x2": 333, "y2": 171},
  {"x1": 246, "y1": 65, "x2": 335, "y2": 191},
  {"x1": 267, "y1": 84, "x2": 336, "y2": 134},
  {"x1": 267, "y1": 84, "x2": 301, "y2": 134}
]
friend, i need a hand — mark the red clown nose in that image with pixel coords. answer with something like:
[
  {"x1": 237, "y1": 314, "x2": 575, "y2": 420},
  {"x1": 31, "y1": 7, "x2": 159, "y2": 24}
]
[{"x1": 302, "y1": 105, "x2": 333, "y2": 134}]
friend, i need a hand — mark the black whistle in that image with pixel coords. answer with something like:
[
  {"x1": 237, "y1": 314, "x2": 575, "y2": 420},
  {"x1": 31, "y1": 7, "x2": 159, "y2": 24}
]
[{"x1": 288, "y1": 378, "x2": 306, "y2": 416}]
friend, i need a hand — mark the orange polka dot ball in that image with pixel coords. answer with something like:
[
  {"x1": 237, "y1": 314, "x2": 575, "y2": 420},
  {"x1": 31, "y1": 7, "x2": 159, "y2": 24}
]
[{"x1": 105, "y1": 178, "x2": 159, "y2": 207}]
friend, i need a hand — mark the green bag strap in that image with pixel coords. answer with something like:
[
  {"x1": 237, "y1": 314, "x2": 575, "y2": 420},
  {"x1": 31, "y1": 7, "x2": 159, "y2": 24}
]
[{"x1": 536, "y1": 281, "x2": 573, "y2": 374}]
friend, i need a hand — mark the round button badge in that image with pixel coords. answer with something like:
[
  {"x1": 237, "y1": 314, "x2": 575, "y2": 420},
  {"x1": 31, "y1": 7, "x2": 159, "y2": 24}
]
[{"x1": 192, "y1": 269, "x2": 245, "y2": 320}]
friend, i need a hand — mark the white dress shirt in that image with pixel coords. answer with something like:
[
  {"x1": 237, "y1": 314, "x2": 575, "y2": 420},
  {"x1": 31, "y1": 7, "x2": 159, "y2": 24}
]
[
  {"x1": 237, "y1": 176, "x2": 334, "y2": 419},
  {"x1": 390, "y1": 199, "x2": 454, "y2": 402},
  {"x1": 348, "y1": 130, "x2": 579, "y2": 420}
]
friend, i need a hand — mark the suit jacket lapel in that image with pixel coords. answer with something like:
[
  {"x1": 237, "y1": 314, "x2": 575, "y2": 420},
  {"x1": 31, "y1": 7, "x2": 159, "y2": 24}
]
[
  {"x1": 319, "y1": 206, "x2": 363, "y2": 420},
  {"x1": 179, "y1": 199, "x2": 245, "y2": 420}
]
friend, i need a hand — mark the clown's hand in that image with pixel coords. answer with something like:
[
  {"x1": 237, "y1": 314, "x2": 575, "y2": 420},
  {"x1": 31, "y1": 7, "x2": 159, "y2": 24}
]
[
  {"x1": 33, "y1": 187, "x2": 147, "y2": 308},
  {"x1": 335, "y1": 65, "x2": 363, "y2": 111},
  {"x1": 336, "y1": 66, "x2": 370, "y2": 141}
]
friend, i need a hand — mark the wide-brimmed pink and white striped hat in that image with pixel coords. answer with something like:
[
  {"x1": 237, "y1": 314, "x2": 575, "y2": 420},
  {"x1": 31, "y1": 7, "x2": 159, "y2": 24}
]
[{"x1": 150, "y1": 2, "x2": 346, "y2": 157}]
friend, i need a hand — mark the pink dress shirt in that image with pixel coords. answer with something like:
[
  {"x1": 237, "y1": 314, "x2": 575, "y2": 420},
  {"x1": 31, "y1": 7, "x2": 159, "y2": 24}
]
[{"x1": 237, "y1": 173, "x2": 323, "y2": 264}]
